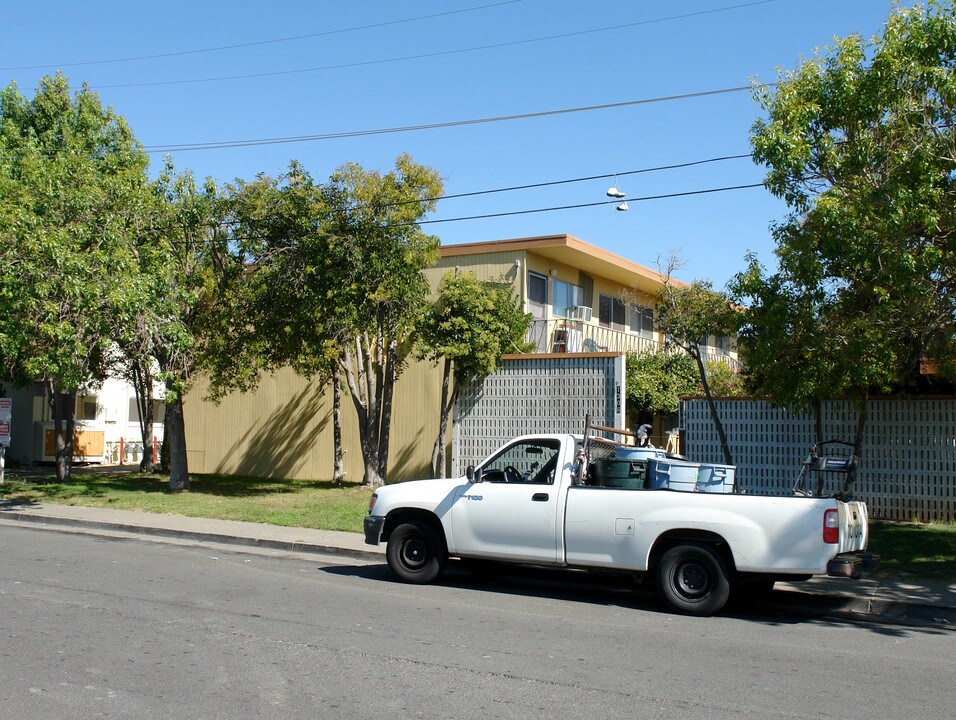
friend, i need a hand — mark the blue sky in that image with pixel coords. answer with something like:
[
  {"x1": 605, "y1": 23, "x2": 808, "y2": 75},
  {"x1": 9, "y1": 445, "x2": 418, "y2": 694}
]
[{"x1": 2, "y1": 0, "x2": 908, "y2": 289}]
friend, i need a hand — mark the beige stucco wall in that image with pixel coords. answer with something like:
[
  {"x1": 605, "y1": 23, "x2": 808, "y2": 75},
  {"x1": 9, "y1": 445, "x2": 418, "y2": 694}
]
[{"x1": 183, "y1": 358, "x2": 444, "y2": 483}]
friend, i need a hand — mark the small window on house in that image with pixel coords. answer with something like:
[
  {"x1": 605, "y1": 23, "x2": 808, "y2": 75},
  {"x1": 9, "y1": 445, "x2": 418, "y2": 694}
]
[
  {"x1": 528, "y1": 271, "x2": 548, "y2": 304},
  {"x1": 552, "y1": 279, "x2": 585, "y2": 318},
  {"x1": 80, "y1": 397, "x2": 98, "y2": 421},
  {"x1": 130, "y1": 399, "x2": 166, "y2": 423},
  {"x1": 629, "y1": 304, "x2": 655, "y2": 338},
  {"x1": 598, "y1": 295, "x2": 626, "y2": 330},
  {"x1": 714, "y1": 334, "x2": 733, "y2": 353}
]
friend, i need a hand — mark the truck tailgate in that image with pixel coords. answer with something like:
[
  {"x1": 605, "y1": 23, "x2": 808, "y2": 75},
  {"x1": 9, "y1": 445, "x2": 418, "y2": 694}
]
[{"x1": 840, "y1": 500, "x2": 869, "y2": 553}]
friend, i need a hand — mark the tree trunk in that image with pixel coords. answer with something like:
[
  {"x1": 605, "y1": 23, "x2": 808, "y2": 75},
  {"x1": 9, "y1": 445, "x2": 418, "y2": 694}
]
[
  {"x1": 342, "y1": 339, "x2": 382, "y2": 487},
  {"x1": 813, "y1": 399, "x2": 823, "y2": 445},
  {"x1": 431, "y1": 358, "x2": 456, "y2": 478},
  {"x1": 332, "y1": 364, "x2": 345, "y2": 484},
  {"x1": 693, "y1": 347, "x2": 733, "y2": 466},
  {"x1": 165, "y1": 378, "x2": 189, "y2": 491},
  {"x1": 46, "y1": 381, "x2": 74, "y2": 483},
  {"x1": 131, "y1": 358, "x2": 155, "y2": 472},
  {"x1": 853, "y1": 394, "x2": 868, "y2": 456},
  {"x1": 378, "y1": 339, "x2": 397, "y2": 483}
]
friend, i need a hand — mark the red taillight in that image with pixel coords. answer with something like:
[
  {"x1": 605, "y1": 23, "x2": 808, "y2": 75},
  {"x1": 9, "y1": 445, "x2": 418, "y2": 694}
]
[
  {"x1": 368, "y1": 493, "x2": 378, "y2": 515},
  {"x1": 823, "y1": 509, "x2": 839, "y2": 544}
]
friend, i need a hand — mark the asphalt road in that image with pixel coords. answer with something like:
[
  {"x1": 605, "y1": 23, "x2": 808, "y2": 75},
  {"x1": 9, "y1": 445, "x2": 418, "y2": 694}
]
[{"x1": 1, "y1": 525, "x2": 952, "y2": 720}]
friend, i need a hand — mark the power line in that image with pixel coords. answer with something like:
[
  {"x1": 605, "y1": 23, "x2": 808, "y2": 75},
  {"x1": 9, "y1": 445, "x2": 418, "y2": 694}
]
[
  {"x1": 143, "y1": 85, "x2": 765, "y2": 154},
  {"x1": 220, "y1": 181, "x2": 767, "y2": 237},
  {"x1": 434, "y1": 154, "x2": 754, "y2": 203},
  {"x1": 0, "y1": 1, "x2": 523, "y2": 71},
  {"x1": 91, "y1": 1, "x2": 779, "y2": 90},
  {"x1": 400, "y1": 183, "x2": 767, "y2": 227},
  {"x1": 212, "y1": 152, "x2": 757, "y2": 226}
]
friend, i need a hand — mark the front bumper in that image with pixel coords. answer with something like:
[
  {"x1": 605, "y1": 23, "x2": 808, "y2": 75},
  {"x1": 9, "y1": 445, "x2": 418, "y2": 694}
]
[
  {"x1": 827, "y1": 552, "x2": 880, "y2": 578},
  {"x1": 364, "y1": 515, "x2": 385, "y2": 546}
]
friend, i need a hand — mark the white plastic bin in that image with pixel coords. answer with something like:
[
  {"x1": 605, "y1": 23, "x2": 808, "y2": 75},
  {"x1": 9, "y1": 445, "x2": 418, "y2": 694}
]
[
  {"x1": 615, "y1": 447, "x2": 666, "y2": 461},
  {"x1": 696, "y1": 464, "x2": 736, "y2": 493},
  {"x1": 646, "y1": 459, "x2": 700, "y2": 491}
]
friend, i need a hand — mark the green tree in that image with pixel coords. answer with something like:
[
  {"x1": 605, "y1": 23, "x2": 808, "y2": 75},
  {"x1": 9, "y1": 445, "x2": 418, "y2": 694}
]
[
  {"x1": 656, "y1": 274, "x2": 738, "y2": 465},
  {"x1": 322, "y1": 154, "x2": 443, "y2": 487},
  {"x1": 625, "y1": 349, "x2": 698, "y2": 416},
  {"x1": 744, "y1": 0, "x2": 956, "y2": 448},
  {"x1": 419, "y1": 270, "x2": 532, "y2": 477},
  {"x1": 0, "y1": 74, "x2": 150, "y2": 481},
  {"x1": 224, "y1": 163, "x2": 348, "y2": 483},
  {"x1": 150, "y1": 163, "x2": 245, "y2": 490}
]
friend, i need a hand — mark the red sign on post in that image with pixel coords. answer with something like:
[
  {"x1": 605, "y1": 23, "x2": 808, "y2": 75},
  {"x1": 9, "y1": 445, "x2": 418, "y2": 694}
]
[{"x1": 0, "y1": 419, "x2": 10, "y2": 445}]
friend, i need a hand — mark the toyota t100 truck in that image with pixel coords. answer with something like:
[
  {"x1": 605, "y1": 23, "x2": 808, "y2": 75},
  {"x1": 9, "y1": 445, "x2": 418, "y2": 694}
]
[{"x1": 364, "y1": 433, "x2": 876, "y2": 615}]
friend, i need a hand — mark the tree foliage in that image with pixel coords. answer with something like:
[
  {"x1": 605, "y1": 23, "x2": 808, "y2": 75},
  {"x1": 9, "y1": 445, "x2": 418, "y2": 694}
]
[
  {"x1": 625, "y1": 349, "x2": 698, "y2": 416},
  {"x1": 418, "y1": 270, "x2": 532, "y2": 476},
  {"x1": 150, "y1": 162, "x2": 244, "y2": 490},
  {"x1": 0, "y1": 74, "x2": 150, "y2": 481},
  {"x1": 322, "y1": 154, "x2": 443, "y2": 486},
  {"x1": 226, "y1": 163, "x2": 348, "y2": 482},
  {"x1": 656, "y1": 277, "x2": 738, "y2": 464},
  {"x1": 741, "y1": 0, "x2": 956, "y2": 446}
]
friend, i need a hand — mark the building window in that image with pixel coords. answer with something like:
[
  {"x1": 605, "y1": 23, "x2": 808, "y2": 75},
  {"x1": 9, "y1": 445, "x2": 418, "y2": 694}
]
[
  {"x1": 598, "y1": 294, "x2": 625, "y2": 330},
  {"x1": 528, "y1": 271, "x2": 548, "y2": 305},
  {"x1": 129, "y1": 399, "x2": 166, "y2": 424},
  {"x1": 79, "y1": 397, "x2": 98, "y2": 421},
  {"x1": 629, "y1": 304, "x2": 655, "y2": 338},
  {"x1": 552, "y1": 279, "x2": 585, "y2": 318}
]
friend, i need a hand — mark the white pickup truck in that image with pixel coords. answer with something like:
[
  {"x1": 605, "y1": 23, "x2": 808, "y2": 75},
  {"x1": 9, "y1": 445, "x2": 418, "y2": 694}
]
[{"x1": 364, "y1": 433, "x2": 877, "y2": 615}]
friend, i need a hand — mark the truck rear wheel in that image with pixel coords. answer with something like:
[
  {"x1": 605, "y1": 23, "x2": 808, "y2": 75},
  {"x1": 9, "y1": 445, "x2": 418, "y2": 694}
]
[
  {"x1": 386, "y1": 521, "x2": 447, "y2": 584},
  {"x1": 657, "y1": 542, "x2": 731, "y2": 616}
]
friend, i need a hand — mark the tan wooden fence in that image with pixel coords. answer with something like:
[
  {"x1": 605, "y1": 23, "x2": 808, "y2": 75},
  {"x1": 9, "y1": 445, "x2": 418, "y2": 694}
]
[{"x1": 680, "y1": 397, "x2": 956, "y2": 522}]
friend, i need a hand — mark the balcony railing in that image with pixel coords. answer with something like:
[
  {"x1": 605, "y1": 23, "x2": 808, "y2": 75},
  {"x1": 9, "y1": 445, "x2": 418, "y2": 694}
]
[{"x1": 526, "y1": 319, "x2": 741, "y2": 370}]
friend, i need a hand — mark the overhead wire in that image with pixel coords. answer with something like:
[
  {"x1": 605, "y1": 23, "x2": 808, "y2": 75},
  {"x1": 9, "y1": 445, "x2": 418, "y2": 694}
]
[
  {"x1": 393, "y1": 183, "x2": 767, "y2": 227},
  {"x1": 142, "y1": 85, "x2": 766, "y2": 154},
  {"x1": 0, "y1": 0, "x2": 524, "y2": 70},
  {"x1": 91, "y1": 1, "x2": 780, "y2": 90}
]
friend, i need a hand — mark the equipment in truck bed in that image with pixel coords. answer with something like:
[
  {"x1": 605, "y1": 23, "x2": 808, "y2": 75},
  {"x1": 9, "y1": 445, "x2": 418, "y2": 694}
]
[{"x1": 792, "y1": 439, "x2": 859, "y2": 500}]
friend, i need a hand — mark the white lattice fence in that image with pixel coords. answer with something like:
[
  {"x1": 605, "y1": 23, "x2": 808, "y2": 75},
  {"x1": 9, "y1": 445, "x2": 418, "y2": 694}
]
[
  {"x1": 453, "y1": 355, "x2": 624, "y2": 476},
  {"x1": 681, "y1": 397, "x2": 956, "y2": 521}
]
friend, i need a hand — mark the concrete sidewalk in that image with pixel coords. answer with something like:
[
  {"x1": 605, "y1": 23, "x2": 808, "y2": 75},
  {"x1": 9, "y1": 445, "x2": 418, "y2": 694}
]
[{"x1": 1, "y1": 501, "x2": 954, "y2": 628}]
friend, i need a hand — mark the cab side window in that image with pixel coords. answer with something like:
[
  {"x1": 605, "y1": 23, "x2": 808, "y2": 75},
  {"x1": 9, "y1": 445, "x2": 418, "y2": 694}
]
[{"x1": 480, "y1": 440, "x2": 562, "y2": 485}]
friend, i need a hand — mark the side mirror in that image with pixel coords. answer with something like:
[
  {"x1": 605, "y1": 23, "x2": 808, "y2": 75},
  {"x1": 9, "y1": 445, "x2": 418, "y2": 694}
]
[{"x1": 466, "y1": 465, "x2": 483, "y2": 483}]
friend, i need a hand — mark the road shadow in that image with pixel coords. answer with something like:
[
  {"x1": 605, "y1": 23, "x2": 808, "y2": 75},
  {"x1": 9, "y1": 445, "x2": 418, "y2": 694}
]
[{"x1": 324, "y1": 559, "x2": 953, "y2": 637}]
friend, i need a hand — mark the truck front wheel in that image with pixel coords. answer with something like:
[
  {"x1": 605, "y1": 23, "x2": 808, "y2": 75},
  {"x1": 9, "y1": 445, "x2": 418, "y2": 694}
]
[
  {"x1": 386, "y1": 521, "x2": 447, "y2": 584},
  {"x1": 657, "y1": 542, "x2": 731, "y2": 616}
]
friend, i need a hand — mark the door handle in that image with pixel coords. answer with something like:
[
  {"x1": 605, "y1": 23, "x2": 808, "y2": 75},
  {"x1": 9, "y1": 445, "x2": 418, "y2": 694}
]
[{"x1": 532, "y1": 493, "x2": 549, "y2": 502}]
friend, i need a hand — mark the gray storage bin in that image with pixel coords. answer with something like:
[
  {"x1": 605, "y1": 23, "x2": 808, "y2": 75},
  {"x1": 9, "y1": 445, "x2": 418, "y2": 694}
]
[
  {"x1": 646, "y1": 459, "x2": 700, "y2": 491},
  {"x1": 696, "y1": 464, "x2": 735, "y2": 493}
]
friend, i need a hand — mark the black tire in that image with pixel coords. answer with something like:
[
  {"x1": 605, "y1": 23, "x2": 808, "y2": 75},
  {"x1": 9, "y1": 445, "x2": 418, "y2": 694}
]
[
  {"x1": 386, "y1": 521, "x2": 447, "y2": 584},
  {"x1": 657, "y1": 542, "x2": 731, "y2": 616}
]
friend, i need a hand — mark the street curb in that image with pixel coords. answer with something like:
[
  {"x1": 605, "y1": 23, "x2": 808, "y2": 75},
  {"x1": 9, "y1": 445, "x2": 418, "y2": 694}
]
[
  {"x1": 766, "y1": 587, "x2": 956, "y2": 629},
  {"x1": 0, "y1": 511, "x2": 382, "y2": 562}
]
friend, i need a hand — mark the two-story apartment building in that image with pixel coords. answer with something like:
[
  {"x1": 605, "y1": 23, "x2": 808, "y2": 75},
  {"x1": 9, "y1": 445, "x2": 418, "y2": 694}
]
[
  {"x1": 426, "y1": 234, "x2": 737, "y2": 365},
  {"x1": 173, "y1": 234, "x2": 737, "y2": 482}
]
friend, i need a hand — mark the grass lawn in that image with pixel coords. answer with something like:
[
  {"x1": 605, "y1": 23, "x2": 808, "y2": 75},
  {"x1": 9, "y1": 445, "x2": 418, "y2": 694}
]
[
  {"x1": 0, "y1": 469, "x2": 372, "y2": 534},
  {"x1": 867, "y1": 520, "x2": 956, "y2": 584},
  {"x1": 2, "y1": 469, "x2": 954, "y2": 584}
]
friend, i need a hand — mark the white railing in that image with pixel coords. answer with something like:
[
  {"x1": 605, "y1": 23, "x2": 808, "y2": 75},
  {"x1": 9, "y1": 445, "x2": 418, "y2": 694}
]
[{"x1": 527, "y1": 319, "x2": 741, "y2": 370}]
